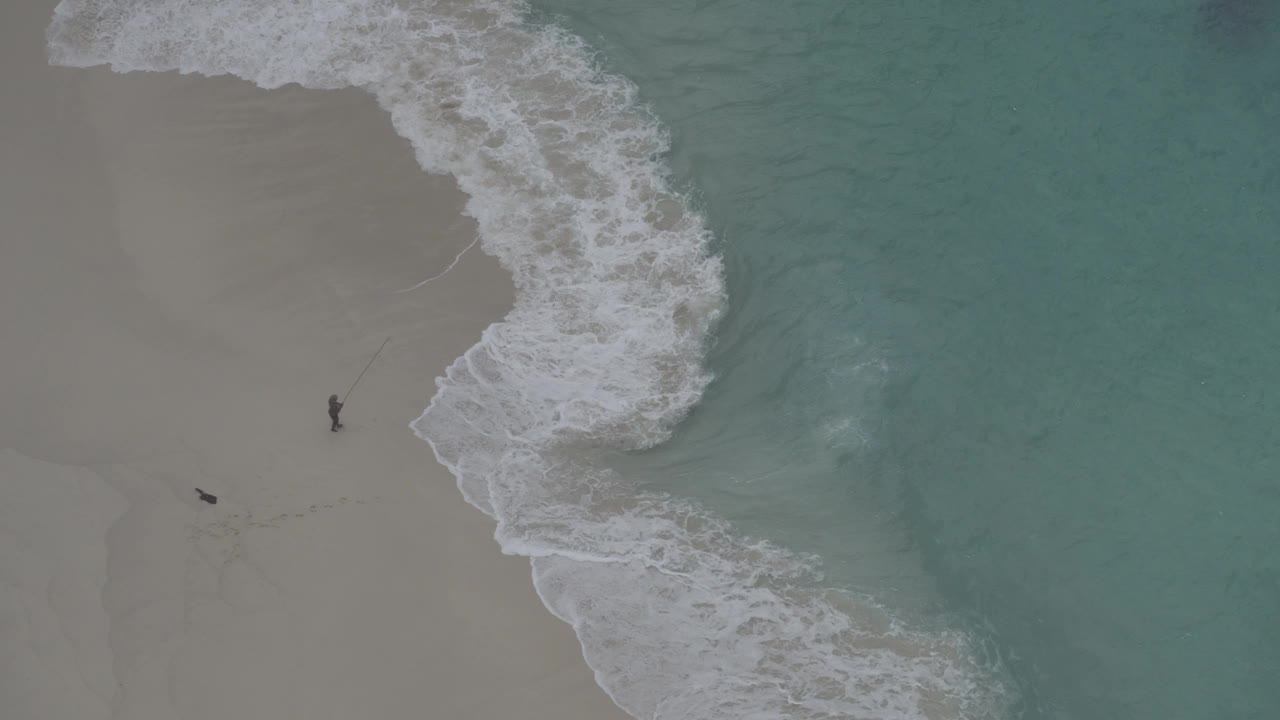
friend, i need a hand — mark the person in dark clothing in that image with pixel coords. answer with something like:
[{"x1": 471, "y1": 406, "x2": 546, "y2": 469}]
[{"x1": 329, "y1": 394, "x2": 344, "y2": 431}]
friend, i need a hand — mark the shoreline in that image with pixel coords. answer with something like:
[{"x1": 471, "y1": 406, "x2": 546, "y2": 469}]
[{"x1": 1, "y1": 3, "x2": 629, "y2": 718}]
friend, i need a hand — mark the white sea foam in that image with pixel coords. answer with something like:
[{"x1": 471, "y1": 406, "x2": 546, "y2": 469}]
[{"x1": 48, "y1": 1, "x2": 1009, "y2": 716}]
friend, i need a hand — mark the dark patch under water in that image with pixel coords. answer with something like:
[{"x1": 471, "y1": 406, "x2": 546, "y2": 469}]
[{"x1": 1198, "y1": 0, "x2": 1274, "y2": 48}]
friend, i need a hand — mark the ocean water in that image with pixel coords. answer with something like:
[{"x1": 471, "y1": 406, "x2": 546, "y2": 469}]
[
  {"x1": 529, "y1": 0, "x2": 1280, "y2": 717},
  {"x1": 47, "y1": 0, "x2": 1280, "y2": 719}
]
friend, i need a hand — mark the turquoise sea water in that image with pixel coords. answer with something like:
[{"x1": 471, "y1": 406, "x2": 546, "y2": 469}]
[{"x1": 534, "y1": 0, "x2": 1280, "y2": 717}]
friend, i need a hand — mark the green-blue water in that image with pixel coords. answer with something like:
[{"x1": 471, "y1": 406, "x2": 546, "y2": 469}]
[{"x1": 535, "y1": 0, "x2": 1280, "y2": 717}]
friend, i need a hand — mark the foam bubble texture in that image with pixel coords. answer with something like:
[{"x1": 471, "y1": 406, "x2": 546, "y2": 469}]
[{"x1": 48, "y1": 1, "x2": 1009, "y2": 716}]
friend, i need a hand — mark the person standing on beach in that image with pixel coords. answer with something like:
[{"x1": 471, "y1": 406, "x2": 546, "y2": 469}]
[{"x1": 329, "y1": 394, "x2": 344, "y2": 431}]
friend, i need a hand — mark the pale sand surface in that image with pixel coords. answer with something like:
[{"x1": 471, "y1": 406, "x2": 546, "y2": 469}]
[{"x1": 1, "y1": 2, "x2": 628, "y2": 718}]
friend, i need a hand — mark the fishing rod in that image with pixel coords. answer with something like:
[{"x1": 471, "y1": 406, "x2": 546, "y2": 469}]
[{"x1": 343, "y1": 337, "x2": 390, "y2": 405}]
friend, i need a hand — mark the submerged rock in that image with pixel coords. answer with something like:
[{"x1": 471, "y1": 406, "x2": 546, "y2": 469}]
[{"x1": 1197, "y1": 0, "x2": 1274, "y2": 49}]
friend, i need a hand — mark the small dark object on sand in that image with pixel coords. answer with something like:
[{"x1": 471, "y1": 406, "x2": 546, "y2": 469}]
[
  {"x1": 1197, "y1": 0, "x2": 1273, "y2": 49},
  {"x1": 195, "y1": 488, "x2": 218, "y2": 505},
  {"x1": 329, "y1": 394, "x2": 344, "y2": 432}
]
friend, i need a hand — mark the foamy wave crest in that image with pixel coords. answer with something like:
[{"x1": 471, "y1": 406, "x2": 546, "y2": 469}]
[{"x1": 49, "y1": 1, "x2": 1009, "y2": 716}]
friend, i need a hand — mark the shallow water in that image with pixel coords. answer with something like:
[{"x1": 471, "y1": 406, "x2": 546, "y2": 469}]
[{"x1": 535, "y1": 0, "x2": 1280, "y2": 717}]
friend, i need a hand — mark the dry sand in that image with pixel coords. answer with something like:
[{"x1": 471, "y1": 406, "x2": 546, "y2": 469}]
[{"x1": 1, "y1": 2, "x2": 628, "y2": 718}]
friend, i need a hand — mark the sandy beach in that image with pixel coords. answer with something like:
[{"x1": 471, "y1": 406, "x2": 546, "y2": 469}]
[{"x1": 1, "y1": 2, "x2": 628, "y2": 718}]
